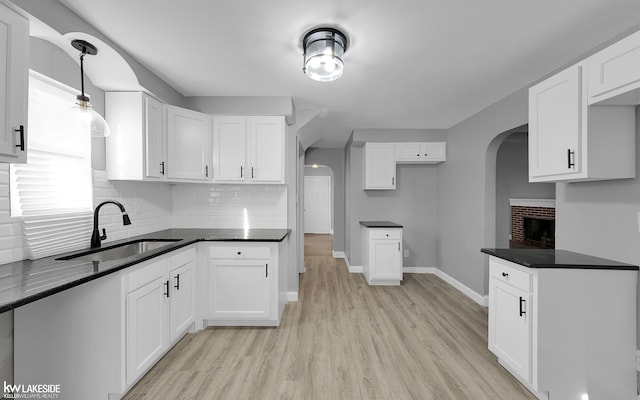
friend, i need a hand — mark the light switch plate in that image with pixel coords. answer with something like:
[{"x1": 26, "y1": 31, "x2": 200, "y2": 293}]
[{"x1": 403, "y1": 250, "x2": 409, "y2": 258}]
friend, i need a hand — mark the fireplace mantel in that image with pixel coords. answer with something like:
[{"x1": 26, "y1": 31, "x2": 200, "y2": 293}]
[{"x1": 509, "y1": 198, "x2": 556, "y2": 208}]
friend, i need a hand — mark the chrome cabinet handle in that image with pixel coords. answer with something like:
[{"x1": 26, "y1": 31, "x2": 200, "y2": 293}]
[
  {"x1": 519, "y1": 297, "x2": 526, "y2": 317},
  {"x1": 164, "y1": 280, "x2": 170, "y2": 298},
  {"x1": 160, "y1": 161, "x2": 165, "y2": 175},
  {"x1": 174, "y1": 274, "x2": 180, "y2": 290}
]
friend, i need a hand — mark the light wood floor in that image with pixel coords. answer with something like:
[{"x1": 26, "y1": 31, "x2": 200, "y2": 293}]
[{"x1": 124, "y1": 234, "x2": 535, "y2": 400}]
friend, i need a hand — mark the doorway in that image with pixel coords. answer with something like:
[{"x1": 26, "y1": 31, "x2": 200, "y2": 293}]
[{"x1": 304, "y1": 175, "x2": 332, "y2": 234}]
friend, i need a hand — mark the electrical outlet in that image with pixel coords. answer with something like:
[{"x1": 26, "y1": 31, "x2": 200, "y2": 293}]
[{"x1": 403, "y1": 249, "x2": 409, "y2": 258}]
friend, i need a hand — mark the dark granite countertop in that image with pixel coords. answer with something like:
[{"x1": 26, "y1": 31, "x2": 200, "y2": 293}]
[
  {"x1": 481, "y1": 248, "x2": 638, "y2": 271},
  {"x1": 0, "y1": 228, "x2": 290, "y2": 313},
  {"x1": 359, "y1": 221, "x2": 403, "y2": 228}
]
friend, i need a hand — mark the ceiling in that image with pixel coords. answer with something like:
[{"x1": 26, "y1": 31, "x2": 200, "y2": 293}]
[{"x1": 58, "y1": 0, "x2": 640, "y2": 148}]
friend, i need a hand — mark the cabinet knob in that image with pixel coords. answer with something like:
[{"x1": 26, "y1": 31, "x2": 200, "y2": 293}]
[
  {"x1": 237, "y1": 251, "x2": 242, "y2": 255},
  {"x1": 416, "y1": 154, "x2": 420, "y2": 157},
  {"x1": 501, "y1": 272, "x2": 508, "y2": 277},
  {"x1": 386, "y1": 234, "x2": 389, "y2": 237}
]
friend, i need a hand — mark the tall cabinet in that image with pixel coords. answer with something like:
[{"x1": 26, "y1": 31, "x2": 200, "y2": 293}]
[{"x1": 0, "y1": 3, "x2": 28, "y2": 163}]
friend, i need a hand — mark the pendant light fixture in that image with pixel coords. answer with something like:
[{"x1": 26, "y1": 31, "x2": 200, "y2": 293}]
[
  {"x1": 66, "y1": 39, "x2": 111, "y2": 137},
  {"x1": 302, "y1": 27, "x2": 348, "y2": 82}
]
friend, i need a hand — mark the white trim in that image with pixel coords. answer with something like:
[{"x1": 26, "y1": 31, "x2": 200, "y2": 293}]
[
  {"x1": 509, "y1": 198, "x2": 556, "y2": 208},
  {"x1": 403, "y1": 267, "x2": 488, "y2": 307},
  {"x1": 343, "y1": 255, "x2": 363, "y2": 273},
  {"x1": 286, "y1": 292, "x2": 298, "y2": 302},
  {"x1": 332, "y1": 251, "x2": 345, "y2": 259}
]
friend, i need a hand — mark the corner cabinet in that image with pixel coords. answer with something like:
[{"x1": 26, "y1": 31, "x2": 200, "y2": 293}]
[
  {"x1": 200, "y1": 242, "x2": 286, "y2": 326},
  {"x1": 488, "y1": 256, "x2": 637, "y2": 400},
  {"x1": 361, "y1": 226, "x2": 403, "y2": 285},
  {"x1": 528, "y1": 62, "x2": 635, "y2": 182},
  {"x1": 364, "y1": 143, "x2": 396, "y2": 189},
  {"x1": 212, "y1": 116, "x2": 285, "y2": 184},
  {"x1": 166, "y1": 105, "x2": 211, "y2": 181},
  {"x1": 0, "y1": 3, "x2": 28, "y2": 163},
  {"x1": 106, "y1": 92, "x2": 167, "y2": 181}
]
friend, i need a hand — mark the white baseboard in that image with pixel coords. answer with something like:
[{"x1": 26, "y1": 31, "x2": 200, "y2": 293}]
[
  {"x1": 332, "y1": 251, "x2": 345, "y2": 259},
  {"x1": 343, "y1": 255, "x2": 363, "y2": 273},
  {"x1": 404, "y1": 266, "x2": 488, "y2": 307},
  {"x1": 287, "y1": 291, "x2": 298, "y2": 302}
]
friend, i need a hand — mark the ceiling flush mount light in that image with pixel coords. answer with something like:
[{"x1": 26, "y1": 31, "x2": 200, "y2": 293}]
[
  {"x1": 68, "y1": 39, "x2": 111, "y2": 137},
  {"x1": 302, "y1": 27, "x2": 348, "y2": 82}
]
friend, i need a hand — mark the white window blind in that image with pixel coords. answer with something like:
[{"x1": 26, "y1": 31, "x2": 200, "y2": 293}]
[{"x1": 10, "y1": 71, "x2": 94, "y2": 259}]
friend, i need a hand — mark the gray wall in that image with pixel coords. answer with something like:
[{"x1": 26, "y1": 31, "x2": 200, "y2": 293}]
[
  {"x1": 495, "y1": 131, "x2": 555, "y2": 247},
  {"x1": 436, "y1": 88, "x2": 529, "y2": 296},
  {"x1": 555, "y1": 106, "x2": 640, "y2": 347},
  {"x1": 345, "y1": 129, "x2": 447, "y2": 268},
  {"x1": 304, "y1": 148, "x2": 345, "y2": 252}
]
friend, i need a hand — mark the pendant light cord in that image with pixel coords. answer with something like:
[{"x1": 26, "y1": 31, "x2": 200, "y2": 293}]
[{"x1": 79, "y1": 48, "x2": 86, "y2": 99}]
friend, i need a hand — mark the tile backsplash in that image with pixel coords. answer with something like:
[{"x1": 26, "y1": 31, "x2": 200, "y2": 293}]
[
  {"x1": 0, "y1": 168, "x2": 287, "y2": 265},
  {"x1": 172, "y1": 184, "x2": 287, "y2": 229}
]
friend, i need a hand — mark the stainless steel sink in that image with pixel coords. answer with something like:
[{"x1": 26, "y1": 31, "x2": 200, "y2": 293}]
[{"x1": 57, "y1": 239, "x2": 181, "y2": 262}]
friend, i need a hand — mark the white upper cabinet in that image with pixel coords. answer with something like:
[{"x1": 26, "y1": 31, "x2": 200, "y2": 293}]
[
  {"x1": 587, "y1": 30, "x2": 640, "y2": 105},
  {"x1": 167, "y1": 105, "x2": 211, "y2": 181},
  {"x1": 395, "y1": 142, "x2": 446, "y2": 164},
  {"x1": 212, "y1": 116, "x2": 285, "y2": 184},
  {"x1": 106, "y1": 92, "x2": 167, "y2": 181},
  {"x1": 528, "y1": 62, "x2": 635, "y2": 182},
  {"x1": 212, "y1": 116, "x2": 246, "y2": 182},
  {"x1": 248, "y1": 117, "x2": 285, "y2": 182},
  {"x1": 0, "y1": 3, "x2": 28, "y2": 163},
  {"x1": 364, "y1": 143, "x2": 396, "y2": 190}
]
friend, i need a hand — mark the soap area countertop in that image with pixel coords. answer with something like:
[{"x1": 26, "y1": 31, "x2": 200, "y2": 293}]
[
  {"x1": 0, "y1": 228, "x2": 290, "y2": 313},
  {"x1": 481, "y1": 248, "x2": 639, "y2": 270}
]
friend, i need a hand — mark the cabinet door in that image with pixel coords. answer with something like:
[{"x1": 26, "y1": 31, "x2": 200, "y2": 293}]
[
  {"x1": 169, "y1": 255, "x2": 196, "y2": 342},
  {"x1": 248, "y1": 116, "x2": 284, "y2": 183},
  {"x1": 488, "y1": 278, "x2": 531, "y2": 383},
  {"x1": 209, "y1": 259, "x2": 271, "y2": 319},
  {"x1": 0, "y1": 4, "x2": 28, "y2": 163},
  {"x1": 395, "y1": 142, "x2": 422, "y2": 162},
  {"x1": 126, "y1": 276, "x2": 168, "y2": 385},
  {"x1": 364, "y1": 143, "x2": 396, "y2": 189},
  {"x1": 371, "y1": 239, "x2": 402, "y2": 280},
  {"x1": 588, "y1": 30, "x2": 640, "y2": 105},
  {"x1": 212, "y1": 116, "x2": 246, "y2": 182},
  {"x1": 167, "y1": 105, "x2": 211, "y2": 180},
  {"x1": 145, "y1": 95, "x2": 165, "y2": 179},
  {"x1": 421, "y1": 142, "x2": 446, "y2": 162},
  {"x1": 528, "y1": 64, "x2": 582, "y2": 180}
]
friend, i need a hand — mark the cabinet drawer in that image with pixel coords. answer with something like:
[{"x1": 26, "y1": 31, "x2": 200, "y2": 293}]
[
  {"x1": 368, "y1": 229, "x2": 402, "y2": 240},
  {"x1": 490, "y1": 258, "x2": 532, "y2": 293},
  {"x1": 126, "y1": 259, "x2": 168, "y2": 292},
  {"x1": 209, "y1": 246, "x2": 270, "y2": 259}
]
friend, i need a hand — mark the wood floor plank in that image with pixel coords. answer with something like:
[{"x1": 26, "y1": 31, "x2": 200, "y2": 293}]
[{"x1": 124, "y1": 234, "x2": 536, "y2": 400}]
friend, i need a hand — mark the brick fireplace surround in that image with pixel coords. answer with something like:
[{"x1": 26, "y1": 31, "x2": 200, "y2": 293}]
[{"x1": 509, "y1": 199, "x2": 556, "y2": 248}]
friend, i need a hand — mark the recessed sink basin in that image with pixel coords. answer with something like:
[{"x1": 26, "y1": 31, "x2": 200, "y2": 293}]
[{"x1": 57, "y1": 239, "x2": 181, "y2": 263}]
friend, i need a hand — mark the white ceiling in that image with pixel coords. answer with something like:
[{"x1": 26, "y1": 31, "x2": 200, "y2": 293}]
[{"x1": 58, "y1": 0, "x2": 640, "y2": 148}]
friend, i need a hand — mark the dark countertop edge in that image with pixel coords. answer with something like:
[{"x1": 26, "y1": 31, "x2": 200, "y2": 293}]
[
  {"x1": 481, "y1": 248, "x2": 639, "y2": 271},
  {"x1": 359, "y1": 221, "x2": 403, "y2": 228},
  {"x1": 0, "y1": 230, "x2": 291, "y2": 313}
]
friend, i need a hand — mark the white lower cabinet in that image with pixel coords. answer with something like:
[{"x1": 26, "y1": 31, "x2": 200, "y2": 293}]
[
  {"x1": 488, "y1": 256, "x2": 637, "y2": 400},
  {"x1": 361, "y1": 226, "x2": 403, "y2": 285},
  {"x1": 201, "y1": 242, "x2": 285, "y2": 326},
  {"x1": 124, "y1": 246, "x2": 197, "y2": 387}
]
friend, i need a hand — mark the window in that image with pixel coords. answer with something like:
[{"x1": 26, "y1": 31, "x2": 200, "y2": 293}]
[{"x1": 10, "y1": 71, "x2": 94, "y2": 258}]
